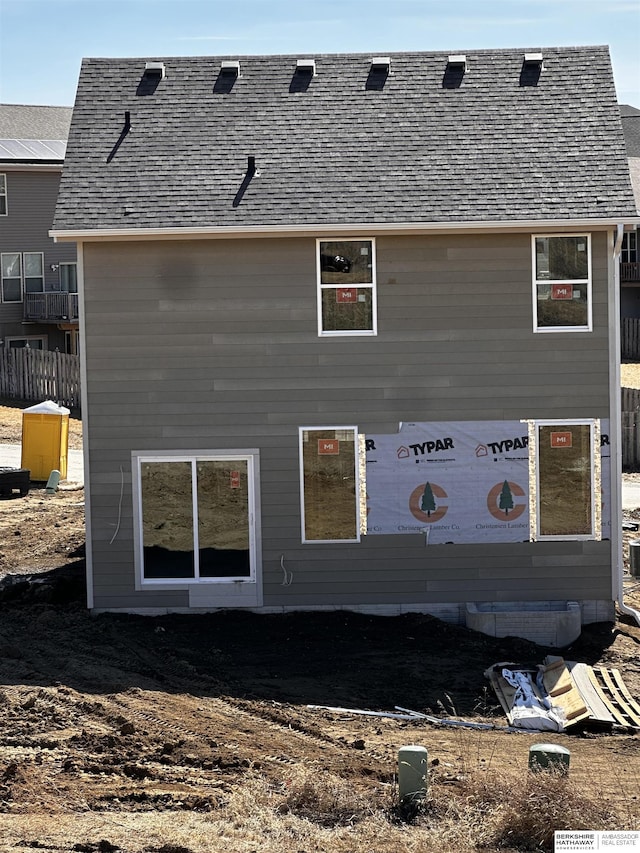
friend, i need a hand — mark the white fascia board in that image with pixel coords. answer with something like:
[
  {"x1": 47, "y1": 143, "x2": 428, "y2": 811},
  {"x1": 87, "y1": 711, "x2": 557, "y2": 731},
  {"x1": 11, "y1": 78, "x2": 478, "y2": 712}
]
[
  {"x1": 2, "y1": 163, "x2": 63, "y2": 173},
  {"x1": 50, "y1": 216, "x2": 640, "y2": 242}
]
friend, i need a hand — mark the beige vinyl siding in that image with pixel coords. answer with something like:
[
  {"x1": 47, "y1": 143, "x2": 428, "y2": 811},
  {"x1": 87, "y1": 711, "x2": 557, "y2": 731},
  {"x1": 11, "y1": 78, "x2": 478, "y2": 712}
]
[{"x1": 81, "y1": 231, "x2": 612, "y2": 611}]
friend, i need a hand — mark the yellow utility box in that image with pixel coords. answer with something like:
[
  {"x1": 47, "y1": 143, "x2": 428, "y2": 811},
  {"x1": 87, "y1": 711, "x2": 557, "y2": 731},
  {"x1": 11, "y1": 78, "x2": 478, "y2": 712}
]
[{"x1": 21, "y1": 400, "x2": 70, "y2": 481}]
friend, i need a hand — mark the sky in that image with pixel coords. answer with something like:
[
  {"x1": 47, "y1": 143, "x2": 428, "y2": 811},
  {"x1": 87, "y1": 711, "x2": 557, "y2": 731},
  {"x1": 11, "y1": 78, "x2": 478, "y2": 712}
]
[{"x1": 0, "y1": 0, "x2": 639, "y2": 108}]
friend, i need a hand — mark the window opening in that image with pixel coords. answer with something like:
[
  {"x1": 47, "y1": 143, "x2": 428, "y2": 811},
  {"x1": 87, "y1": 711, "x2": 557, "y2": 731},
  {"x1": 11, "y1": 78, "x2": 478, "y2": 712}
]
[
  {"x1": 136, "y1": 454, "x2": 256, "y2": 582},
  {"x1": 527, "y1": 419, "x2": 600, "y2": 540},
  {"x1": 299, "y1": 426, "x2": 362, "y2": 542},
  {"x1": 317, "y1": 239, "x2": 376, "y2": 335},
  {"x1": 532, "y1": 235, "x2": 591, "y2": 332}
]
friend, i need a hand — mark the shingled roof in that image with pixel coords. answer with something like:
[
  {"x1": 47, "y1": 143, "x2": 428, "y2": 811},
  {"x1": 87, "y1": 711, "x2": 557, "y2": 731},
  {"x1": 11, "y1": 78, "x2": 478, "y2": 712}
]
[
  {"x1": 53, "y1": 46, "x2": 637, "y2": 234},
  {"x1": 0, "y1": 104, "x2": 72, "y2": 165}
]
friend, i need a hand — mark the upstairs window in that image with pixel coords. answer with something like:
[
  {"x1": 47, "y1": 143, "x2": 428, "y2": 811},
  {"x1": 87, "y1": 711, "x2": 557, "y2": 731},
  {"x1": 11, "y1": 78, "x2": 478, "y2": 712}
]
[
  {"x1": 1, "y1": 252, "x2": 44, "y2": 302},
  {"x1": 0, "y1": 174, "x2": 6, "y2": 215},
  {"x1": 1, "y1": 253, "x2": 22, "y2": 302},
  {"x1": 24, "y1": 252, "x2": 44, "y2": 293},
  {"x1": 59, "y1": 262, "x2": 77, "y2": 293},
  {"x1": 317, "y1": 239, "x2": 376, "y2": 335},
  {"x1": 622, "y1": 231, "x2": 637, "y2": 264},
  {"x1": 532, "y1": 235, "x2": 591, "y2": 332}
]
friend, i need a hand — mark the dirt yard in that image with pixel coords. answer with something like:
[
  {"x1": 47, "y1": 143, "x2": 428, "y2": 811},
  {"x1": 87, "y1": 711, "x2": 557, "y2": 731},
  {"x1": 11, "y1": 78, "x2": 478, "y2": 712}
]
[{"x1": 0, "y1": 403, "x2": 639, "y2": 852}]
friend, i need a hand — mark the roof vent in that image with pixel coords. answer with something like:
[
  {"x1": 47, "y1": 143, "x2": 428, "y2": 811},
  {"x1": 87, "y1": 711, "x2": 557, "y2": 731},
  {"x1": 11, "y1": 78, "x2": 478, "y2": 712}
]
[
  {"x1": 523, "y1": 52, "x2": 544, "y2": 68},
  {"x1": 221, "y1": 60, "x2": 241, "y2": 77},
  {"x1": 447, "y1": 54, "x2": 467, "y2": 72},
  {"x1": 370, "y1": 56, "x2": 390, "y2": 73},
  {"x1": 296, "y1": 59, "x2": 316, "y2": 76},
  {"x1": 144, "y1": 61, "x2": 166, "y2": 79}
]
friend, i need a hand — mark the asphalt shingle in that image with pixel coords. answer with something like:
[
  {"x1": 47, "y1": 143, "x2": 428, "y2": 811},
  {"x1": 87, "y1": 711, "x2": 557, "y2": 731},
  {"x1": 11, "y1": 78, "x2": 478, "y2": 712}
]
[{"x1": 53, "y1": 47, "x2": 637, "y2": 231}]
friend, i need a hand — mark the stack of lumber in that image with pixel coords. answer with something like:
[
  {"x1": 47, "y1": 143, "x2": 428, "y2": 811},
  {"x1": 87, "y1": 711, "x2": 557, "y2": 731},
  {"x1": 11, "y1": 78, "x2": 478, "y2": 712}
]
[{"x1": 486, "y1": 656, "x2": 640, "y2": 731}]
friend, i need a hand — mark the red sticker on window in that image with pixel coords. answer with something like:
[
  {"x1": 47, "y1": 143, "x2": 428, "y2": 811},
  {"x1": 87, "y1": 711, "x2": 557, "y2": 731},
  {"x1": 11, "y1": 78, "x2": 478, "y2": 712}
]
[
  {"x1": 230, "y1": 470, "x2": 241, "y2": 488},
  {"x1": 318, "y1": 439, "x2": 340, "y2": 455},
  {"x1": 551, "y1": 284, "x2": 573, "y2": 300},
  {"x1": 550, "y1": 432, "x2": 572, "y2": 448},
  {"x1": 336, "y1": 288, "x2": 357, "y2": 303}
]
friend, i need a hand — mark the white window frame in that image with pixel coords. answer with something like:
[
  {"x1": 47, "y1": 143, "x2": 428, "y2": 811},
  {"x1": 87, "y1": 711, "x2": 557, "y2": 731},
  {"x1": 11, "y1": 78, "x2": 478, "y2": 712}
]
[
  {"x1": 299, "y1": 425, "x2": 362, "y2": 544},
  {"x1": 622, "y1": 231, "x2": 637, "y2": 264},
  {"x1": 59, "y1": 261, "x2": 78, "y2": 293},
  {"x1": 529, "y1": 418, "x2": 600, "y2": 542},
  {"x1": 0, "y1": 174, "x2": 6, "y2": 216},
  {"x1": 532, "y1": 234, "x2": 592, "y2": 333},
  {"x1": 1, "y1": 251, "x2": 45, "y2": 302},
  {"x1": 132, "y1": 450, "x2": 262, "y2": 601},
  {"x1": 23, "y1": 252, "x2": 45, "y2": 294},
  {"x1": 316, "y1": 238, "x2": 377, "y2": 337},
  {"x1": 1, "y1": 252, "x2": 22, "y2": 303},
  {"x1": 4, "y1": 335, "x2": 47, "y2": 350}
]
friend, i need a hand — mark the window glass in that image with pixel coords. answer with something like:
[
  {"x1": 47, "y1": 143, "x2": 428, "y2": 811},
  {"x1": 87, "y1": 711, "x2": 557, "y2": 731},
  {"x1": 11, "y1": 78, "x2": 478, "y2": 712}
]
[
  {"x1": 0, "y1": 174, "x2": 6, "y2": 215},
  {"x1": 320, "y1": 287, "x2": 373, "y2": 332},
  {"x1": 318, "y1": 239, "x2": 376, "y2": 335},
  {"x1": 59, "y1": 262, "x2": 78, "y2": 293},
  {"x1": 537, "y1": 423, "x2": 593, "y2": 537},
  {"x1": 139, "y1": 456, "x2": 255, "y2": 582},
  {"x1": 197, "y1": 460, "x2": 251, "y2": 578},
  {"x1": 300, "y1": 427, "x2": 359, "y2": 542},
  {"x1": 320, "y1": 240, "x2": 373, "y2": 285},
  {"x1": 7, "y1": 337, "x2": 45, "y2": 350},
  {"x1": 24, "y1": 252, "x2": 44, "y2": 293},
  {"x1": 622, "y1": 232, "x2": 638, "y2": 264},
  {"x1": 141, "y1": 461, "x2": 195, "y2": 579},
  {"x1": 533, "y1": 235, "x2": 590, "y2": 331},
  {"x1": 1, "y1": 252, "x2": 22, "y2": 302}
]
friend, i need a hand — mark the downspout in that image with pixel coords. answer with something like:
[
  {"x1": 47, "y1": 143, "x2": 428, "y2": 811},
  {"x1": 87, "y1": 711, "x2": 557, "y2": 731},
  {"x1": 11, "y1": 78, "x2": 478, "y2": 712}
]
[{"x1": 611, "y1": 224, "x2": 640, "y2": 626}]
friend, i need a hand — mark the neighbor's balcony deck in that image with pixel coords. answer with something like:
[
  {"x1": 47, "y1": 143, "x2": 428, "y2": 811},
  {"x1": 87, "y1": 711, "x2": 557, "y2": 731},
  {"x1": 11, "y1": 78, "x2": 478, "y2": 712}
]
[
  {"x1": 23, "y1": 292, "x2": 79, "y2": 323},
  {"x1": 621, "y1": 261, "x2": 640, "y2": 282}
]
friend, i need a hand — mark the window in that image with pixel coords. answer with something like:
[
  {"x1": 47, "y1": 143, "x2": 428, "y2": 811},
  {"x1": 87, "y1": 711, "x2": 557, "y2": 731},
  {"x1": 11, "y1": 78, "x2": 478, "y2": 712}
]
[
  {"x1": 532, "y1": 235, "x2": 591, "y2": 332},
  {"x1": 622, "y1": 231, "x2": 637, "y2": 265},
  {"x1": 24, "y1": 252, "x2": 44, "y2": 293},
  {"x1": 59, "y1": 262, "x2": 78, "y2": 293},
  {"x1": 134, "y1": 452, "x2": 259, "y2": 584},
  {"x1": 5, "y1": 336, "x2": 46, "y2": 350},
  {"x1": 1, "y1": 251, "x2": 44, "y2": 302},
  {"x1": 1, "y1": 253, "x2": 22, "y2": 302},
  {"x1": 0, "y1": 174, "x2": 6, "y2": 215},
  {"x1": 299, "y1": 426, "x2": 361, "y2": 542},
  {"x1": 530, "y1": 419, "x2": 600, "y2": 540},
  {"x1": 317, "y1": 239, "x2": 376, "y2": 335}
]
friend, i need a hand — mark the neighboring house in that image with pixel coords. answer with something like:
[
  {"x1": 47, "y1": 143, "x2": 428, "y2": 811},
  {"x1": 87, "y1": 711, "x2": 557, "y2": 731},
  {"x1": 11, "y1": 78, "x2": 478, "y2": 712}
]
[
  {"x1": 52, "y1": 47, "x2": 639, "y2": 641},
  {"x1": 0, "y1": 104, "x2": 78, "y2": 354},
  {"x1": 620, "y1": 104, "x2": 640, "y2": 318}
]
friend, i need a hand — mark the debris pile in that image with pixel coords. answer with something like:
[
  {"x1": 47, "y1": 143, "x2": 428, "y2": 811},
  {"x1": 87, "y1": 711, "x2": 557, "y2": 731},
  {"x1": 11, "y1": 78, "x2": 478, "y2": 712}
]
[{"x1": 485, "y1": 655, "x2": 640, "y2": 732}]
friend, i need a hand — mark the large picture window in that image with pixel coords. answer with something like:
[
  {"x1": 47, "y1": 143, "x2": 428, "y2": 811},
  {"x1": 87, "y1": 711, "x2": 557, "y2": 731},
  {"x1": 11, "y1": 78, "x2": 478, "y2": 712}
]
[
  {"x1": 530, "y1": 419, "x2": 600, "y2": 540},
  {"x1": 134, "y1": 453, "x2": 259, "y2": 583},
  {"x1": 317, "y1": 239, "x2": 376, "y2": 335},
  {"x1": 299, "y1": 427, "x2": 361, "y2": 542},
  {"x1": 532, "y1": 235, "x2": 591, "y2": 332}
]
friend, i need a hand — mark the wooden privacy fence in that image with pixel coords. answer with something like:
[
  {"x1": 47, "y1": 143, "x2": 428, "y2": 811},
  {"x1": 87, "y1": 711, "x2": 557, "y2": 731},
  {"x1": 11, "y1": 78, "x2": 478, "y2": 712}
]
[
  {"x1": 622, "y1": 318, "x2": 640, "y2": 360},
  {"x1": 0, "y1": 348, "x2": 80, "y2": 411},
  {"x1": 622, "y1": 387, "x2": 640, "y2": 470}
]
